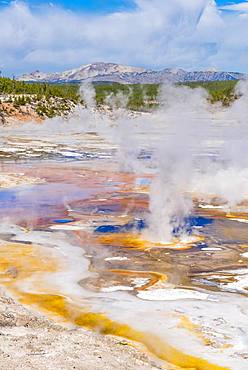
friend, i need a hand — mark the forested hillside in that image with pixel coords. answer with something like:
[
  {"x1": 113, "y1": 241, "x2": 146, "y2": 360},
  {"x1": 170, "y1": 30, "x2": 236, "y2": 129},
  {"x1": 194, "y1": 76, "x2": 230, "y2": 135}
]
[{"x1": 0, "y1": 77, "x2": 239, "y2": 124}]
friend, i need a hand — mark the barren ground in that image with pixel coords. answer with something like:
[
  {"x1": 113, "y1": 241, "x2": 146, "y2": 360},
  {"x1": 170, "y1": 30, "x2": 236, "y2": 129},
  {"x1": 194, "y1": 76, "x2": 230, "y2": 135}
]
[{"x1": 0, "y1": 288, "x2": 163, "y2": 370}]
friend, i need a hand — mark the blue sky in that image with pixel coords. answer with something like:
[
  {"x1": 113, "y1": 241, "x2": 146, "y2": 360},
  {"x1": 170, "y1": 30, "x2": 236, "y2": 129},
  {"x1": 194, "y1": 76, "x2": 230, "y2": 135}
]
[
  {"x1": 0, "y1": 0, "x2": 244, "y2": 13},
  {"x1": 50, "y1": 0, "x2": 136, "y2": 12},
  {"x1": 0, "y1": 0, "x2": 136, "y2": 12},
  {"x1": 0, "y1": 0, "x2": 247, "y2": 75}
]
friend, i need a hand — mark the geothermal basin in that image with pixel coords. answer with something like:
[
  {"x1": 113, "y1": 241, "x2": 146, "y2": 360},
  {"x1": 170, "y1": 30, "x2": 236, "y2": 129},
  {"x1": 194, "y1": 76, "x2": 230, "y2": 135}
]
[{"x1": 1, "y1": 91, "x2": 248, "y2": 369}]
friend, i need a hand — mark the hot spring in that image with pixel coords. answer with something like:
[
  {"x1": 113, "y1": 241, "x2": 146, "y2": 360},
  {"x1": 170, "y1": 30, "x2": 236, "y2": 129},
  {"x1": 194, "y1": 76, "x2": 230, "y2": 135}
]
[{"x1": 0, "y1": 82, "x2": 248, "y2": 369}]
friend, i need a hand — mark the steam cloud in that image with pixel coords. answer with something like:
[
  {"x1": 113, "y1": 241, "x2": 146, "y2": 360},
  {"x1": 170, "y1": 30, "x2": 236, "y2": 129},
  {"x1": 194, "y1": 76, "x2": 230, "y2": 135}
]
[{"x1": 3, "y1": 81, "x2": 248, "y2": 242}]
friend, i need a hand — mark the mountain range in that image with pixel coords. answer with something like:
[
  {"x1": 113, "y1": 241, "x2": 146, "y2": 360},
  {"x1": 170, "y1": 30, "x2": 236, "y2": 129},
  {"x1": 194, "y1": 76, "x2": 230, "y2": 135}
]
[{"x1": 18, "y1": 62, "x2": 247, "y2": 84}]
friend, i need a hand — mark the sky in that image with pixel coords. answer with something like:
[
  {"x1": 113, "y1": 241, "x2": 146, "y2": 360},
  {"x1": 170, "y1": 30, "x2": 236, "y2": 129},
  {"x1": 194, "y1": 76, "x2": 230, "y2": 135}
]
[
  {"x1": 0, "y1": 0, "x2": 137, "y2": 13},
  {"x1": 0, "y1": 0, "x2": 248, "y2": 75}
]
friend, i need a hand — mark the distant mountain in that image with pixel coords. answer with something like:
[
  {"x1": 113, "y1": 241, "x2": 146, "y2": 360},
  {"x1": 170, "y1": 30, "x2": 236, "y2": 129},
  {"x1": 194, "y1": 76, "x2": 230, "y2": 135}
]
[{"x1": 18, "y1": 62, "x2": 247, "y2": 84}]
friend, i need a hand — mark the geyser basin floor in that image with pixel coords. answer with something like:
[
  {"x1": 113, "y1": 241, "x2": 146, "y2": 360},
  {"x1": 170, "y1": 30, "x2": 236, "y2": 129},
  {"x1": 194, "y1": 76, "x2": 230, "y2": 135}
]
[
  {"x1": 0, "y1": 238, "x2": 234, "y2": 370},
  {"x1": 0, "y1": 138, "x2": 248, "y2": 369}
]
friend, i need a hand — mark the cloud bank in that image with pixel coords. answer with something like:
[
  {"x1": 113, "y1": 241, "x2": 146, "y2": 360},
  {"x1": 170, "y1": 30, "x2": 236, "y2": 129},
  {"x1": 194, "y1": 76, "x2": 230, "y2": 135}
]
[{"x1": 0, "y1": 0, "x2": 247, "y2": 75}]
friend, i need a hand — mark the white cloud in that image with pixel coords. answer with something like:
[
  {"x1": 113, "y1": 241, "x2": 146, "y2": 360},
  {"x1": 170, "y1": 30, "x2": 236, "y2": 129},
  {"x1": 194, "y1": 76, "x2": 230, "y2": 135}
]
[
  {"x1": 220, "y1": 1, "x2": 248, "y2": 12},
  {"x1": 0, "y1": 0, "x2": 247, "y2": 75}
]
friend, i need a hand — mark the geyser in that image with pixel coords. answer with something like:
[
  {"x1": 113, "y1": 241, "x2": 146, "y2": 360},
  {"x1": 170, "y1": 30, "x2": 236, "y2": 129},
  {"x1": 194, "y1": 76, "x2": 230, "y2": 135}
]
[
  {"x1": 95, "y1": 81, "x2": 248, "y2": 244},
  {"x1": 6, "y1": 80, "x2": 248, "y2": 245}
]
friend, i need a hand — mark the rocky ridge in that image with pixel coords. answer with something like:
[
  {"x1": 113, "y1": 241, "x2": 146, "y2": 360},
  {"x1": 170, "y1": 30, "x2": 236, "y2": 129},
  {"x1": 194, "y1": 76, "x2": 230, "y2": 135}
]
[{"x1": 18, "y1": 62, "x2": 246, "y2": 84}]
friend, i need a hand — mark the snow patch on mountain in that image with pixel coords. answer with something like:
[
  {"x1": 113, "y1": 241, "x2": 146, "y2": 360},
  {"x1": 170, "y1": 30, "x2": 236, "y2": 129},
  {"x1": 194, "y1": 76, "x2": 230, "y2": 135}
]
[{"x1": 18, "y1": 62, "x2": 246, "y2": 84}]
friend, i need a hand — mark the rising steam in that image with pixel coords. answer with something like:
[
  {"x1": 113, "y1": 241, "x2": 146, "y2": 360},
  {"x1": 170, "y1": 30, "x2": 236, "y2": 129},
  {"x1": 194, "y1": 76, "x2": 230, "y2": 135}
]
[{"x1": 3, "y1": 80, "x2": 248, "y2": 243}]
